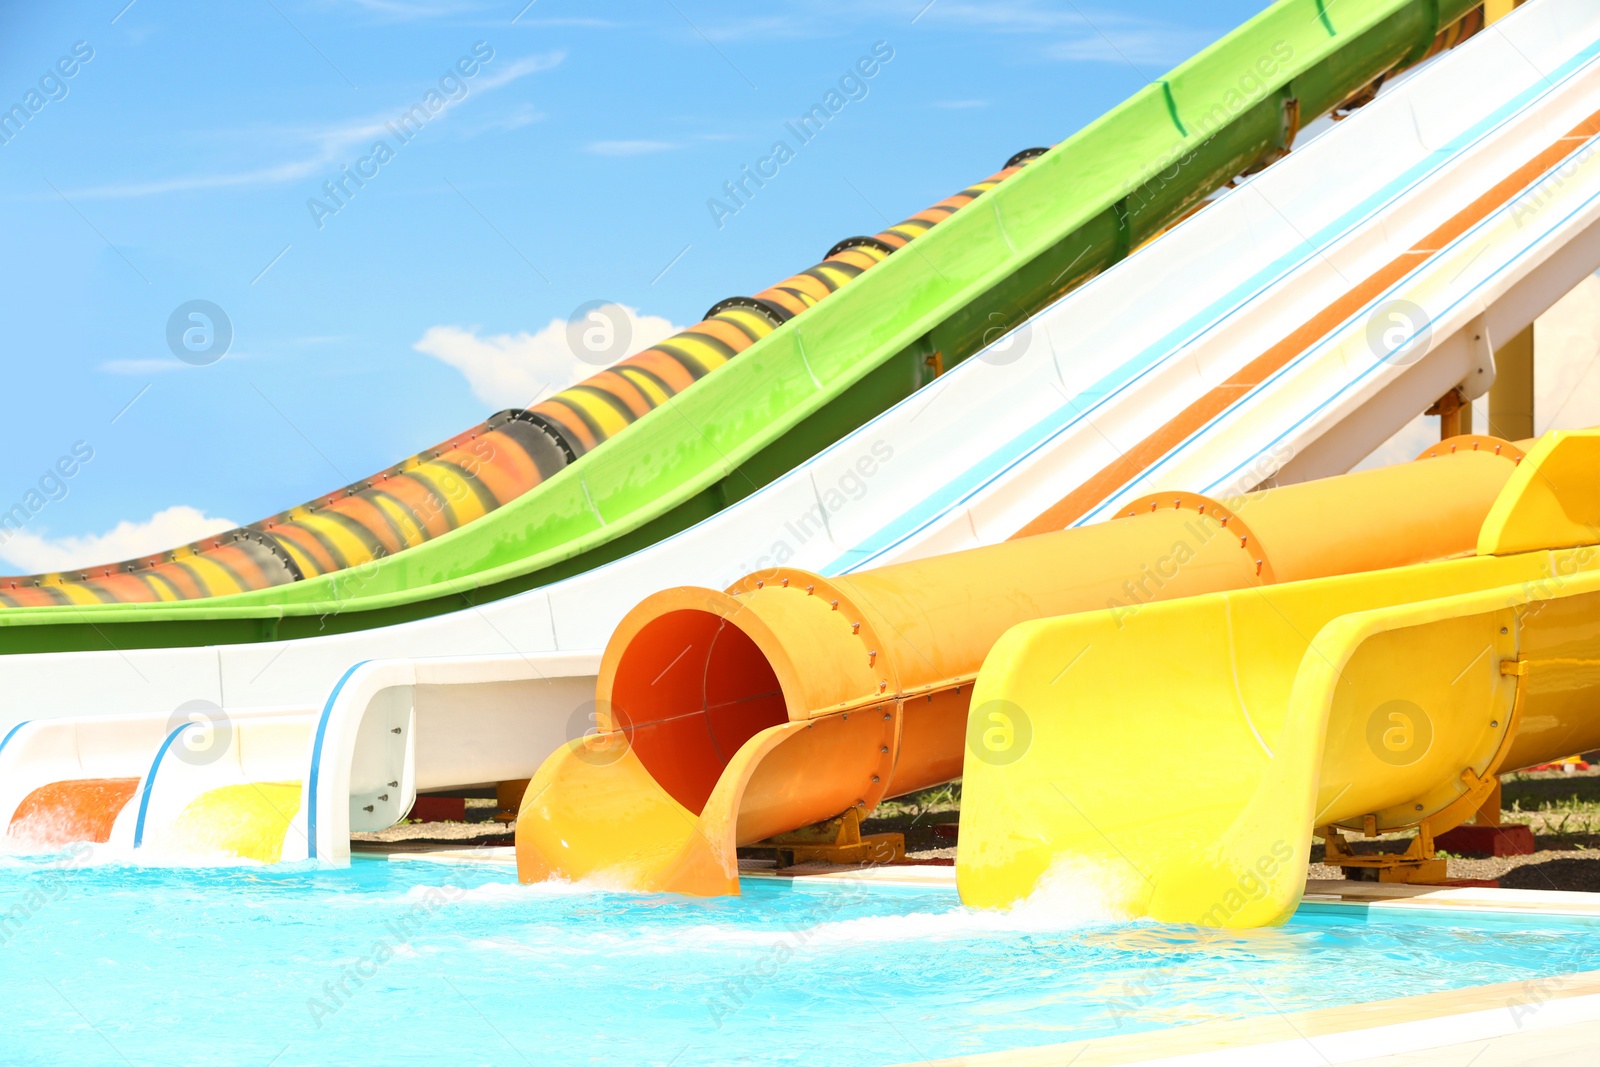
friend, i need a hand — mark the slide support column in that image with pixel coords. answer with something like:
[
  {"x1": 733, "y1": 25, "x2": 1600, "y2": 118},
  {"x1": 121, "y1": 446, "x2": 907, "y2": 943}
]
[
  {"x1": 1489, "y1": 325, "x2": 1535, "y2": 440},
  {"x1": 1429, "y1": 388, "x2": 1471, "y2": 439}
]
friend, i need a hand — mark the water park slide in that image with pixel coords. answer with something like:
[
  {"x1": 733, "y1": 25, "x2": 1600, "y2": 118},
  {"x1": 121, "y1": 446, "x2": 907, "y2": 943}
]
[
  {"x1": 956, "y1": 429, "x2": 1600, "y2": 928},
  {"x1": 0, "y1": 0, "x2": 1576, "y2": 721},
  {"x1": 514, "y1": 440, "x2": 1533, "y2": 893},
  {"x1": 2, "y1": 0, "x2": 1592, "y2": 866},
  {"x1": 0, "y1": 0, "x2": 1485, "y2": 654},
  {"x1": 0, "y1": 657, "x2": 601, "y2": 861},
  {"x1": 511, "y1": 2, "x2": 1600, "y2": 893}
]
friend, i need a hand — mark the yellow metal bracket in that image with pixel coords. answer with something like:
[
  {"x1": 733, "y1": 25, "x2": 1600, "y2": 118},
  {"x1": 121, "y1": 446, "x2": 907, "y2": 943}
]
[
  {"x1": 761, "y1": 806, "x2": 906, "y2": 868},
  {"x1": 1324, "y1": 740, "x2": 1514, "y2": 883},
  {"x1": 1319, "y1": 823, "x2": 1447, "y2": 884}
]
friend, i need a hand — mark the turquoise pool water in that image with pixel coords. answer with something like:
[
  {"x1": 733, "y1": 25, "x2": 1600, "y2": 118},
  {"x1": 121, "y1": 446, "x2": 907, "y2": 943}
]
[{"x1": 2, "y1": 852, "x2": 1598, "y2": 1067}]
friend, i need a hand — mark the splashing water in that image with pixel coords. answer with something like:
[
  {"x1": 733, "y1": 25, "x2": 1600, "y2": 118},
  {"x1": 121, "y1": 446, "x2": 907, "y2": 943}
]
[
  {"x1": 2, "y1": 856, "x2": 1598, "y2": 1067},
  {"x1": 168, "y1": 782, "x2": 303, "y2": 864},
  {"x1": 4, "y1": 779, "x2": 139, "y2": 851}
]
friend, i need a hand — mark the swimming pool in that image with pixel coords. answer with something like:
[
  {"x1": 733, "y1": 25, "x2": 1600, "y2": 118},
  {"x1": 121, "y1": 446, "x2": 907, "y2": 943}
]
[{"x1": 3, "y1": 851, "x2": 1597, "y2": 1067}]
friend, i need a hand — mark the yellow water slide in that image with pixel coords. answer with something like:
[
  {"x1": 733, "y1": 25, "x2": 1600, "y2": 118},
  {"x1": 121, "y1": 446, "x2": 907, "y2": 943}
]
[
  {"x1": 957, "y1": 429, "x2": 1600, "y2": 928},
  {"x1": 515, "y1": 437, "x2": 1534, "y2": 895}
]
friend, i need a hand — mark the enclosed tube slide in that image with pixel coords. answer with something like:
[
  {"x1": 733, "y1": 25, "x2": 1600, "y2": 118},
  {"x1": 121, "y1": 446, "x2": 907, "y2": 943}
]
[
  {"x1": 0, "y1": 169, "x2": 1026, "y2": 607},
  {"x1": 0, "y1": 0, "x2": 1485, "y2": 648},
  {"x1": 956, "y1": 429, "x2": 1600, "y2": 927},
  {"x1": 3, "y1": 0, "x2": 1586, "y2": 869},
  {"x1": 514, "y1": 443, "x2": 1523, "y2": 894}
]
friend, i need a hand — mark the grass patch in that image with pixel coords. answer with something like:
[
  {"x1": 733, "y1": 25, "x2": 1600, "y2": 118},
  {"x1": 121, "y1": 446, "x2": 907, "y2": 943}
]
[{"x1": 874, "y1": 782, "x2": 961, "y2": 820}]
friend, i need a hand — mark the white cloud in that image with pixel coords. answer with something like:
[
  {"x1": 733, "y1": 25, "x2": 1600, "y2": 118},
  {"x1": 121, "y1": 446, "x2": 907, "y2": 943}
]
[
  {"x1": 910, "y1": 1, "x2": 1152, "y2": 33},
  {"x1": 99, "y1": 352, "x2": 259, "y2": 375},
  {"x1": 462, "y1": 103, "x2": 546, "y2": 137},
  {"x1": 585, "y1": 139, "x2": 679, "y2": 156},
  {"x1": 473, "y1": 52, "x2": 565, "y2": 92},
  {"x1": 98, "y1": 358, "x2": 186, "y2": 375},
  {"x1": 897, "y1": 0, "x2": 1213, "y2": 67},
  {"x1": 333, "y1": 0, "x2": 622, "y2": 26},
  {"x1": 0, "y1": 506, "x2": 237, "y2": 574},
  {"x1": 1045, "y1": 30, "x2": 1214, "y2": 66},
  {"x1": 414, "y1": 304, "x2": 684, "y2": 409},
  {"x1": 694, "y1": 14, "x2": 814, "y2": 41},
  {"x1": 68, "y1": 52, "x2": 564, "y2": 199},
  {"x1": 339, "y1": 0, "x2": 492, "y2": 17},
  {"x1": 1356, "y1": 275, "x2": 1600, "y2": 471}
]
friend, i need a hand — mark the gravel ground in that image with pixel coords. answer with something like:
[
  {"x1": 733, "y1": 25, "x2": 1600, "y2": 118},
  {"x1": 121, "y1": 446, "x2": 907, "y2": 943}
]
[
  {"x1": 361, "y1": 795, "x2": 968, "y2": 858},
  {"x1": 1296, "y1": 767, "x2": 1600, "y2": 889},
  {"x1": 1497, "y1": 855, "x2": 1600, "y2": 891},
  {"x1": 906, "y1": 847, "x2": 957, "y2": 861},
  {"x1": 361, "y1": 821, "x2": 1600, "y2": 886},
  {"x1": 363, "y1": 773, "x2": 1600, "y2": 889},
  {"x1": 351, "y1": 820, "x2": 513, "y2": 847},
  {"x1": 356, "y1": 823, "x2": 1600, "y2": 888},
  {"x1": 1306, "y1": 847, "x2": 1600, "y2": 889}
]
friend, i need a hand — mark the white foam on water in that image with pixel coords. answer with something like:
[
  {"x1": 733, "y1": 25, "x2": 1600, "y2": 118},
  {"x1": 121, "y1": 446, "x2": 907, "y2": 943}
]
[
  {"x1": 453, "y1": 881, "x2": 1137, "y2": 959},
  {"x1": 0, "y1": 842, "x2": 95, "y2": 876},
  {"x1": 1014, "y1": 853, "x2": 1144, "y2": 925},
  {"x1": 367, "y1": 853, "x2": 1155, "y2": 958},
  {"x1": 92, "y1": 840, "x2": 273, "y2": 869},
  {"x1": 430, "y1": 873, "x2": 642, "y2": 900},
  {"x1": 323, "y1": 875, "x2": 613, "y2": 909},
  {"x1": 0, "y1": 838, "x2": 307, "y2": 872},
  {"x1": 4, "y1": 819, "x2": 85, "y2": 854}
]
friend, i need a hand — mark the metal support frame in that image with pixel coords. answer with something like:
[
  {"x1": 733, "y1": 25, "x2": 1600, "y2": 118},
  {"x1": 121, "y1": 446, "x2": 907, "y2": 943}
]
[
  {"x1": 1320, "y1": 822, "x2": 1449, "y2": 883},
  {"x1": 761, "y1": 806, "x2": 905, "y2": 868},
  {"x1": 1488, "y1": 324, "x2": 1535, "y2": 439},
  {"x1": 1427, "y1": 387, "x2": 1473, "y2": 439}
]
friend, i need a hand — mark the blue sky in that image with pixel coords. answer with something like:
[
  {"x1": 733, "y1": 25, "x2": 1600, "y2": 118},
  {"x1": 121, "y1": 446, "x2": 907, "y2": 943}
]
[{"x1": 0, "y1": 0, "x2": 1271, "y2": 571}]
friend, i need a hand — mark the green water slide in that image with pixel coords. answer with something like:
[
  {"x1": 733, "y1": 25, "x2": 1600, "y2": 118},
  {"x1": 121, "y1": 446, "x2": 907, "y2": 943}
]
[{"x1": 0, "y1": 0, "x2": 1483, "y2": 654}]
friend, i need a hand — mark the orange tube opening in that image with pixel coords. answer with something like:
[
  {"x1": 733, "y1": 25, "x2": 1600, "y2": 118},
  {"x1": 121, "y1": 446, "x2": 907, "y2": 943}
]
[{"x1": 611, "y1": 609, "x2": 787, "y2": 815}]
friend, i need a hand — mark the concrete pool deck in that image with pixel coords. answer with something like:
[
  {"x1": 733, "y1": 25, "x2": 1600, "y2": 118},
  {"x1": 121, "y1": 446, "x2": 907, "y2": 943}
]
[
  {"x1": 383, "y1": 850, "x2": 1600, "y2": 1064},
  {"x1": 915, "y1": 970, "x2": 1600, "y2": 1065}
]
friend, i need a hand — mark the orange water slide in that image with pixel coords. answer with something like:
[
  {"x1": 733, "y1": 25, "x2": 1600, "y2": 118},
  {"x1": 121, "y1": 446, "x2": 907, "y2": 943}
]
[
  {"x1": 8, "y1": 779, "x2": 139, "y2": 848},
  {"x1": 515, "y1": 441, "x2": 1524, "y2": 894}
]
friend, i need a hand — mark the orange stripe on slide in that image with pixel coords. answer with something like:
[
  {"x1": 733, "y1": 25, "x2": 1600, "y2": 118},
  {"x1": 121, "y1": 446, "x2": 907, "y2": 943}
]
[
  {"x1": 764, "y1": 272, "x2": 833, "y2": 304},
  {"x1": 74, "y1": 572, "x2": 162, "y2": 604},
  {"x1": 826, "y1": 248, "x2": 883, "y2": 272},
  {"x1": 0, "y1": 585, "x2": 66, "y2": 607},
  {"x1": 208, "y1": 543, "x2": 277, "y2": 590},
  {"x1": 628, "y1": 350, "x2": 701, "y2": 394},
  {"x1": 145, "y1": 558, "x2": 206, "y2": 599},
  {"x1": 9, "y1": 778, "x2": 140, "y2": 847},
  {"x1": 751, "y1": 287, "x2": 811, "y2": 317},
  {"x1": 1013, "y1": 112, "x2": 1600, "y2": 538},
  {"x1": 692, "y1": 317, "x2": 759, "y2": 353}
]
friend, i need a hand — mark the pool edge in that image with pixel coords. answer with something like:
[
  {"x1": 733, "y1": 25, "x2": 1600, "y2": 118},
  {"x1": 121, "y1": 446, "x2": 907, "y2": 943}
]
[{"x1": 905, "y1": 968, "x2": 1600, "y2": 1066}]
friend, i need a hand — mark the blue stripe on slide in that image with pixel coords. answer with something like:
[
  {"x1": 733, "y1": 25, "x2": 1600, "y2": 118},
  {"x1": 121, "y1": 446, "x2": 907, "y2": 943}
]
[
  {"x1": 306, "y1": 660, "x2": 369, "y2": 862},
  {"x1": 1193, "y1": 165, "x2": 1600, "y2": 499},
  {"x1": 820, "y1": 39, "x2": 1600, "y2": 571},
  {"x1": 132, "y1": 722, "x2": 198, "y2": 849},
  {"x1": 0, "y1": 720, "x2": 30, "y2": 763}
]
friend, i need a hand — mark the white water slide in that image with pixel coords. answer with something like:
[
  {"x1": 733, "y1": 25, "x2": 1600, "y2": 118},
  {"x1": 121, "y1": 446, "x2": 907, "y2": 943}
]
[{"x1": 2, "y1": 0, "x2": 1599, "y2": 864}]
